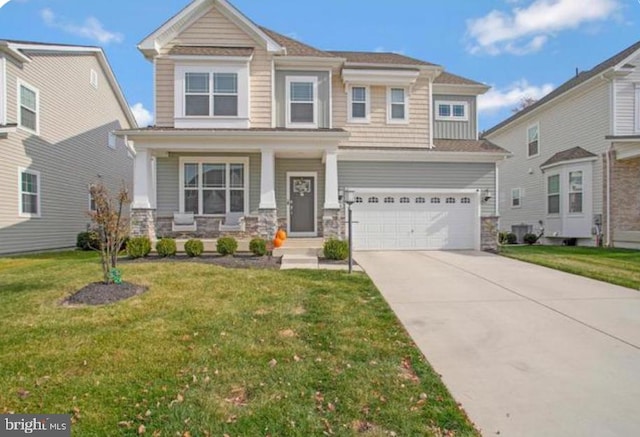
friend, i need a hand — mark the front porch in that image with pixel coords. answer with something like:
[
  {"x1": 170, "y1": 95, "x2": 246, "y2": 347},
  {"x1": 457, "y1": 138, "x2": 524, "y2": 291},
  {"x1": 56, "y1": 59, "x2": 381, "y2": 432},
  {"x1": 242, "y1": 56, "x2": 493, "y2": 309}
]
[{"x1": 125, "y1": 128, "x2": 349, "y2": 242}]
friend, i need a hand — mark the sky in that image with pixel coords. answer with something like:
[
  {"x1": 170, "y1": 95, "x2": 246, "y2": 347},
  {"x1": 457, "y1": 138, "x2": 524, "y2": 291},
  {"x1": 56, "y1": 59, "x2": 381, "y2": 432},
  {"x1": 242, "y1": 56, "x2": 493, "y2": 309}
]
[{"x1": 0, "y1": 0, "x2": 638, "y2": 130}]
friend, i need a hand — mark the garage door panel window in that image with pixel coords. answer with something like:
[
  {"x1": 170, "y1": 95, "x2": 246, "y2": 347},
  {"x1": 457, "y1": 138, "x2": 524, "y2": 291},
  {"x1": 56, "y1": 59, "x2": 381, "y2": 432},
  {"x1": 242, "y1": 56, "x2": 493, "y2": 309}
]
[
  {"x1": 446, "y1": 197, "x2": 456, "y2": 204},
  {"x1": 400, "y1": 197, "x2": 410, "y2": 204},
  {"x1": 430, "y1": 197, "x2": 440, "y2": 204},
  {"x1": 368, "y1": 197, "x2": 379, "y2": 203},
  {"x1": 384, "y1": 197, "x2": 395, "y2": 203},
  {"x1": 461, "y1": 197, "x2": 471, "y2": 204},
  {"x1": 416, "y1": 197, "x2": 426, "y2": 204},
  {"x1": 547, "y1": 174, "x2": 560, "y2": 215}
]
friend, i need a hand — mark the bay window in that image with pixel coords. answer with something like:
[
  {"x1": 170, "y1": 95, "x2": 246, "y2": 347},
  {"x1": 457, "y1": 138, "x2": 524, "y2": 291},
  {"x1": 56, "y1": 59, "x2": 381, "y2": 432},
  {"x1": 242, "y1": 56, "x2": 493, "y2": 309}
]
[
  {"x1": 180, "y1": 158, "x2": 248, "y2": 215},
  {"x1": 569, "y1": 171, "x2": 583, "y2": 213},
  {"x1": 547, "y1": 174, "x2": 560, "y2": 215}
]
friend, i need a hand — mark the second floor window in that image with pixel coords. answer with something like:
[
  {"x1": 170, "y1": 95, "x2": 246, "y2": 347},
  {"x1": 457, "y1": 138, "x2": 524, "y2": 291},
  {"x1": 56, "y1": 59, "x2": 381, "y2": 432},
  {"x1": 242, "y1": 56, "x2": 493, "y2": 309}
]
[
  {"x1": 349, "y1": 86, "x2": 369, "y2": 123},
  {"x1": 286, "y1": 76, "x2": 317, "y2": 128},
  {"x1": 527, "y1": 124, "x2": 540, "y2": 158},
  {"x1": 435, "y1": 101, "x2": 468, "y2": 121},
  {"x1": 388, "y1": 88, "x2": 407, "y2": 123},
  {"x1": 19, "y1": 81, "x2": 39, "y2": 133},
  {"x1": 185, "y1": 72, "x2": 238, "y2": 117}
]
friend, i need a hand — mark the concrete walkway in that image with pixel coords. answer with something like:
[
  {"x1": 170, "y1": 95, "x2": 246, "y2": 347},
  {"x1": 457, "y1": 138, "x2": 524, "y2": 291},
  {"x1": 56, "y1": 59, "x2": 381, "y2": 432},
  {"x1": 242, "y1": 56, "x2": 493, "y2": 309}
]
[{"x1": 355, "y1": 250, "x2": 640, "y2": 437}]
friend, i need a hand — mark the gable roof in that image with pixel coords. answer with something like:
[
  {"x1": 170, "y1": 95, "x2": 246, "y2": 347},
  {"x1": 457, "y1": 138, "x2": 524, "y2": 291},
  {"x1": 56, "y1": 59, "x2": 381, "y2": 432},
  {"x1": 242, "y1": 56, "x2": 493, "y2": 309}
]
[
  {"x1": 540, "y1": 147, "x2": 597, "y2": 169},
  {"x1": 484, "y1": 39, "x2": 640, "y2": 137},
  {"x1": 138, "y1": 0, "x2": 284, "y2": 59},
  {"x1": 328, "y1": 51, "x2": 437, "y2": 68},
  {"x1": 260, "y1": 27, "x2": 337, "y2": 58},
  {"x1": 0, "y1": 39, "x2": 137, "y2": 129}
]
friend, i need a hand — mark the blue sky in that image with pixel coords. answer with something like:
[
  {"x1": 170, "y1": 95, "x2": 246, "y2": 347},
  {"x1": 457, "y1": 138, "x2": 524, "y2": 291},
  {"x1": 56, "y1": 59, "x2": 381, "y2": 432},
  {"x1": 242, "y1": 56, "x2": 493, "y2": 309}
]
[{"x1": 0, "y1": 0, "x2": 638, "y2": 130}]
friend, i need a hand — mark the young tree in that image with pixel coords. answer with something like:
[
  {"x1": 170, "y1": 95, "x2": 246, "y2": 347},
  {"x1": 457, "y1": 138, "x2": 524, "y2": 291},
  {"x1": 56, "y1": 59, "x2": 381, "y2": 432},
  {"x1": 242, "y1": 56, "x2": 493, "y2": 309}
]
[
  {"x1": 88, "y1": 181, "x2": 131, "y2": 284},
  {"x1": 511, "y1": 96, "x2": 538, "y2": 114}
]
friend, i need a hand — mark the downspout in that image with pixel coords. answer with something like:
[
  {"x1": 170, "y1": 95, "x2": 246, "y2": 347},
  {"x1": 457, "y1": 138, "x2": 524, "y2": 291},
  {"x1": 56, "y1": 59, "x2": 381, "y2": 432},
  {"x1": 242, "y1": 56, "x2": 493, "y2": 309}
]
[
  {"x1": 428, "y1": 75, "x2": 434, "y2": 149},
  {"x1": 605, "y1": 143, "x2": 613, "y2": 247}
]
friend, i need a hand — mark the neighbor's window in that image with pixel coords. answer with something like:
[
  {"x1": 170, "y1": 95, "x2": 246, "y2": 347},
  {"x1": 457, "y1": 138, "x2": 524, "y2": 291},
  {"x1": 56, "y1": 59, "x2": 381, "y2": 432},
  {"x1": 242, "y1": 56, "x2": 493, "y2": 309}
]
[
  {"x1": 569, "y1": 171, "x2": 583, "y2": 214},
  {"x1": 511, "y1": 188, "x2": 522, "y2": 208},
  {"x1": 19, "y1": 81, "x2": 39, "y2": 133},
  {"x1": 435, "y1": 101, "x2": 468, "y2": 121},
  {"x1": 182, "y1": 159, "x2": 247, "y2": 215},
  {"x1": 388, "y1": 88, "x2": 407, "y2": 122},
  {"x1": 287, "y1": 76, "x2": 317, "y2": 127},
  {"x1": 548, "y1": 174, "x2": 560, "y2": 214},
  {"x1": 184, "y1": 72, "x2": 238, "y2": 117},
  {"x1": 527, "y1": 124, "x2": 540, "y2": 157},
  {"x1": 19, "y1": 169, "x2": 40, "y2": 217},
  {"x1": 349, "y1": 86, "x2": 369, "y2": 122}
]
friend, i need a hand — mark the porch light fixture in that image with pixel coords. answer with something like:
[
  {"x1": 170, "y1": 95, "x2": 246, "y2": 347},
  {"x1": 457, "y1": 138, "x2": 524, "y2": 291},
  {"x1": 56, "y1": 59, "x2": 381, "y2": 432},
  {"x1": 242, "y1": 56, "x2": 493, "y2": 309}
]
[
  {"x1": 482, "y1": 189, "x2": 492, "y2": 203},
  {"x1": 343, "y1": 188, "x2": 355, "y2": 274}
]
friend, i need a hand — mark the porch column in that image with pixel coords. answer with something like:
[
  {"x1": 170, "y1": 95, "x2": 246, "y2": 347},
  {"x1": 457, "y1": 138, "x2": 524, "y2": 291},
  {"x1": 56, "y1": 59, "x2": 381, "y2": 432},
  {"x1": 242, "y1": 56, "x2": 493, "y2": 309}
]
[
  {"x1": 133, "y1": 148, "x2": 153, "y2": 209},
  {"x1": 323, "y1": 151, "x2": 340, "y2": 209},
  {"x1": 259, "y1": 149, "x2": 276, "y2": 209}
]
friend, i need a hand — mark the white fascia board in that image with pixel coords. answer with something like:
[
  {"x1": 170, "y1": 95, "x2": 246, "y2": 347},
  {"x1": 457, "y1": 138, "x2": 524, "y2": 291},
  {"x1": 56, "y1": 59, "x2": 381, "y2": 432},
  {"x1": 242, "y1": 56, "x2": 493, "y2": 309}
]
[
  {"x1": 115, "y1": 130, "x2": 349, "y2": 146},
  {"x1": 433, "y1": 83, "x2": 490, "y2": 96},
  {"x1": 342, "y1": 68, "x2": 420, "y2": 87},
  {"x1": 0, "y1": 42, "x2": 31, "y2": 63},
  {"x1": 274, "y1": 56, "x2": 344, "y2": 69},
  {"x1": 338, "y1": 149, "x2": 509, "y2": 163}
]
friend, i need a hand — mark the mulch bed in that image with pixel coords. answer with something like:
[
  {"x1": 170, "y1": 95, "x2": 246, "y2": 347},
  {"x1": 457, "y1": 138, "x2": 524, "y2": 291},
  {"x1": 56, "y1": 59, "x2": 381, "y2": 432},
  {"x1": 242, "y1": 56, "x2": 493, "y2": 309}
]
[
  {"x1": 121, "y1": 253, "x2": 282, "y2": 270},
  {"x1": 63, "y1": 282, "x2": 147, "y2": 306}
]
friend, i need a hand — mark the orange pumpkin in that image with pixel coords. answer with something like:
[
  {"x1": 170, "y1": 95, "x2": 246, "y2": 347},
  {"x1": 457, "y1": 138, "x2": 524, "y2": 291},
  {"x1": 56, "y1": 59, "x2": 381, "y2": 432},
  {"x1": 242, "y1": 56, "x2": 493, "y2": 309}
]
[
  {"x1": 273, "y1": 237, "x2": 283, "y2": 248},
  {"x1": 276, "y1": 229, "x2": 287, "y2": 241}
]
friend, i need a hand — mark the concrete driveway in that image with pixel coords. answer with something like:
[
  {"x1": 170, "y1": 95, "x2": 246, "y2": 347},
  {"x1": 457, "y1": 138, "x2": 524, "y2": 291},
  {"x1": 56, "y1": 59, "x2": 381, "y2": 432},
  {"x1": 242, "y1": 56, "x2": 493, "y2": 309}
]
[{"x1": 355, "y1": 250, "x2": 640, "y2": 437}]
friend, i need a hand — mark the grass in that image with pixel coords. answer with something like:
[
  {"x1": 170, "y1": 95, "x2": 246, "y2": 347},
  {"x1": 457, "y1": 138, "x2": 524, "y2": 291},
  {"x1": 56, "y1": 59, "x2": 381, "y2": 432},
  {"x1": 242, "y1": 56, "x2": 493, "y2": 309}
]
[
  {"x1": 500, "y1": 245, "x2": 640, "y2": 290},
  {"x1": 0, "y1": 251, "x2": 477, "y2": 436}
]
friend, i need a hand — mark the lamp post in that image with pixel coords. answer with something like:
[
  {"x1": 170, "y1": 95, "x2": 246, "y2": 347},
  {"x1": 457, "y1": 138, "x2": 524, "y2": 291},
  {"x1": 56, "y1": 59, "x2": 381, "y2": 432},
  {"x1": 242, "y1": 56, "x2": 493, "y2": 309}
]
[{"x1": 343, "y1": 188, "x2": 355, "y2": 274}]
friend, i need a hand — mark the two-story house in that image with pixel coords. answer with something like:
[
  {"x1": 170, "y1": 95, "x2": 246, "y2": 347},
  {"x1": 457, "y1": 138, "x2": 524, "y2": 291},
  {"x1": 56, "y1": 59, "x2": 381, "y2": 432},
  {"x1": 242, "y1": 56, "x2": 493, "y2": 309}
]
[
  {"x1": 120, "y1": 0, "x2": 509, "y2": 251},
  {"x1": 0, "y1": 40, "x2": 137, "y2": 255},
  {"x1": 484, "y1": 40, "x2": 640, "y2": 249}
]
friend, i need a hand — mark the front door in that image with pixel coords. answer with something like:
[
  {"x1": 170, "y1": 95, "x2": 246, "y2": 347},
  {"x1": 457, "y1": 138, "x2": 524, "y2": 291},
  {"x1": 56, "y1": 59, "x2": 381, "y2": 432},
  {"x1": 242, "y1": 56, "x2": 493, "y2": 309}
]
[{"x1": 288, "y1": 173, "x2": 316, "y2": 236}]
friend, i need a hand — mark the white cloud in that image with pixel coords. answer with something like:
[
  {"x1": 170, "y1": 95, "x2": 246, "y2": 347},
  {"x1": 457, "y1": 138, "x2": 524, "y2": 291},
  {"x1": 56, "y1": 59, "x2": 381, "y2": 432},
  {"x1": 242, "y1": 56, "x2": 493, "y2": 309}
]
[
  {"x1": 40, "y1": 8, "x2": 123, "y2": 45},
  {"x1": 478, "y1": 79, "x2": 554, "y2": 113},
  {"x1": 467, "y1": 0, "x2": 620, "y2": 55},
  {"x1": 130, "y1": 103, "x2": 154, "y2": 127},
  {"x1": 0, "y1": 0, "x2": 11, "y2": 8}
]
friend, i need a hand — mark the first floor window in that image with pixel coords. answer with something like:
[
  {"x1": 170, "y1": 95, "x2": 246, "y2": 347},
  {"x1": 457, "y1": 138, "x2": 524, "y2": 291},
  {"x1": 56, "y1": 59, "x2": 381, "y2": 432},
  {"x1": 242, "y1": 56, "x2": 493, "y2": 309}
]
[
  {"x1": 20, "y1": 169, "x2": 40, "y2": 216},
  {"x1": 389, "y1": 88, "x2": 407, "y2": 122},
  {"x1": 19, "y1": 81, "x2": 38, "y2": 133},
  {"x1": 569, "y1": 171, "x2": 583, "y2": 213},
  {"x1": 511, "y1": 188, "x2": 522, "y2": 208},
  {"x1": 182, "y1": 160, "x2": 246, "y2": 215},
  {"x1": 547, "y1": 174, "x2": 560, "y2": 214}
]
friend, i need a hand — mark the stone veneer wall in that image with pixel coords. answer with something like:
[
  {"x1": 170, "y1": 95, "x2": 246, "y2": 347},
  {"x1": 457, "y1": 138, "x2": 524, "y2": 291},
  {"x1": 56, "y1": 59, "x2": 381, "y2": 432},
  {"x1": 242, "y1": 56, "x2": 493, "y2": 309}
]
[
  {"x1": 481, "y1": 216, "x2": 499, "y2": 252},
  {"x1": 131, "y1": 209, "x2": 156, "y2": 240},
  {"x1": 322, "y1": 208, "x2": 344, "y2": 239}
]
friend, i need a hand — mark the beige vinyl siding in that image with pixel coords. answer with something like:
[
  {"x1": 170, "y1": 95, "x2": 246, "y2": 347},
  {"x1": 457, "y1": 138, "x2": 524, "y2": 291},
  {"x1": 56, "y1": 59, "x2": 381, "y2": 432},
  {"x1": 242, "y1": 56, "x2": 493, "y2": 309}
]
[
  {"x1": 338, "y1": 161, "x2": 496, "y2": 216},
  {"x1": 0, "y1": 53, "x2": 133, "y2": 255},
  {"x1": 155, "y1": 153, "x2": 261, "y2": 218},
  {"x1": 488, "y1": 81, "x2": 610, "y2": 236},
  {"x1": 333, "y1": 73, "x2": 431, "y2": 148},
  {"x1": 614, "y1": 52, "x2": 640, "y2": 135},
  {"x1": 433, "y1": 94, "x2": 477, "y2": 140},
  {"x1": 275, "y1": 159, "x2": 325, "y2": 220},
  {"x1": 155, "y1": 4, "x2": 272, "y2": 128}
]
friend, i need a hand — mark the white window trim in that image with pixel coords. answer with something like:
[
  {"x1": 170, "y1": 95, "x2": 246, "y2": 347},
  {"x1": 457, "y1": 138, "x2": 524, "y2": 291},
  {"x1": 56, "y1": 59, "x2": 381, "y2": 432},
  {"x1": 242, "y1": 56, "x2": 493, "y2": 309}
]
[
  {"x1": 527, "y1": 122, "x2": 540, "y2": 159},
  {"x1": 568, "y1": 170, "x2": 584, "y2": 216},
  {"x1": 174, "y1": 63, "x2": 250, "y2": 129},
  {"x1": 107, "y1": 132, "x2": 117, "y2": 150},
  {"x1": 347, "y1": 85, "x2": 370, "y2": 124},
  {"x1": 285, "y1": 76, "x2": 318, "y2": 129},
  {"x1": 178, "y1": 157, "x2": 249, "y2": 216},
  {"x1": 511, "y1": 188, "x2": 522, "y2": 209},
  {"x1": 18, "y1": 168, "x2": 41, "y2": 218},
  {"x1": 17, "y1": 79, "x2": 40, "y2": 135},
  {"x1": 0, "y1": 56, "x2": 6, "y2": 125},
  {"x1": 387, "y1": 87, "x2": 409, "y2": 124},
  {"x1": 547, "y1": 173, "x2": 560, "y2": 216},
  {"x1": 90, "y1": 69, "x2": 98, "y2": 89},
  {"x1": 89, "y1": 192, "x2": 97, "y2": 212},
  {"x1": 435, "y1": 100, "x2": 469, "y2": 122}
]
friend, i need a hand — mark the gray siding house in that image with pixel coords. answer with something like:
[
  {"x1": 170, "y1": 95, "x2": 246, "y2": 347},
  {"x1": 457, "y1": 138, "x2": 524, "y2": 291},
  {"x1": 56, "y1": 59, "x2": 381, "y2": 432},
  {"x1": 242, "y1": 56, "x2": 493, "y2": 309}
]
[
  {"x1": 120, "y1": 0, "x2": 509, "y2": 251},
  {"x1": 0, "y1": 41, "x2": 137, "y2": 255},
  {"x1": 484, "y1": 40, "x2": 640, "y2": 249}
]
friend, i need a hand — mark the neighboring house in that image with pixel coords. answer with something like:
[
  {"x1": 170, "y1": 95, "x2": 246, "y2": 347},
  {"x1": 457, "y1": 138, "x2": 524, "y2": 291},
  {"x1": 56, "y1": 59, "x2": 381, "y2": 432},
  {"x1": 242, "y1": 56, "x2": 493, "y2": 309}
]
[
  {"x1": 484, "y1": 40, "x2": 640, "y2": 249},
  {"x1": 0, "y1": 40, "x2": 137, "y2": 255},
  {"x1": 119, "y1": 0, "x2": 509, "y2": 251}
]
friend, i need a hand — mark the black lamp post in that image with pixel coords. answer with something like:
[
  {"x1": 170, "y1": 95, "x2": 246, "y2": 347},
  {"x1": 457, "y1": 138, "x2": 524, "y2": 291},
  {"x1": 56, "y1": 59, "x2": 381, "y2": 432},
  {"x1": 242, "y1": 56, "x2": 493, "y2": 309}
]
[{"x1": 343, "y1": 188, "x2": 355, "y2": 274}]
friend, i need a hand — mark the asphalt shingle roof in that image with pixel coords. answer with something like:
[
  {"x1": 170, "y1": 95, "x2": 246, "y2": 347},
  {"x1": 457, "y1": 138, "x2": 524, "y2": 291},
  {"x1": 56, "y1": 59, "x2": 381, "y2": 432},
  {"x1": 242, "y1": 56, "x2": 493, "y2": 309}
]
[
  {"x1": 328, "y1": 50, "x2": 437, "y2": 67},
  {"x1": 540, "y1": 147, "x2": 597, "y2": 168},
  {"x1": 434, "y1": 71, "x2": 485, "y2": 86},
  {"x1": 259, "y1": 27, "x2": 337, "y2": 58}
]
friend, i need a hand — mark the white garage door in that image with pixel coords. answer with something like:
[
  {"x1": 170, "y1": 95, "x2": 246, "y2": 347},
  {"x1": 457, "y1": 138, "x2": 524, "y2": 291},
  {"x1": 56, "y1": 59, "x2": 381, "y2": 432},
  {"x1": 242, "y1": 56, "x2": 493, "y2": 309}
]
[{"x1": 351, "y1": 191, "x2": 478, "y2": 250}]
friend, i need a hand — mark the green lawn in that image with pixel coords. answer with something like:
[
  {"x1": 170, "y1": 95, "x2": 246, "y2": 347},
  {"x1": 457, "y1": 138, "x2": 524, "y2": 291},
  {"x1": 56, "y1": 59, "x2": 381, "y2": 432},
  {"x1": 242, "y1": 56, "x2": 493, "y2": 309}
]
[
  {"x1": 0, "y1": 251, "x2": 477, "y2": 436},
  {"x1": 500, "y1": 245, "x2": 640, "y2": 290}
]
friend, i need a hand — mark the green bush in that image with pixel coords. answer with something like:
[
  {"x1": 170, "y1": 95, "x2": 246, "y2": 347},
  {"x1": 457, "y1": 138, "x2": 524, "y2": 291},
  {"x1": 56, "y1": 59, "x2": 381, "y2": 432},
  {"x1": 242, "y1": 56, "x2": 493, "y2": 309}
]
[
  {"x1": 76, "y1": 231, "x2": 100, "y2": 251},
  {"x1": 323, "y1": 238, "x2": 349, "y2": 260},
  {"x1": 523, "y1": 233, "x2": 538, "y2": 245},
  {"x1": 156, "y1": 238, "x2": 177, "y2": 257},
  {"x1": 249, "y1": 238, "x2": 267, "y2": 257},
  {"x1": 216, "y1": 236, "x2": 238, "y2": 256},
  {"x1": 503, "y1": 232, "x2": 518, "y2": 245},
  {"x1": 184, "y1": 239, "x2": 204, "y2": 257},
  {"x1": 127, "y1": 236, "x2": 151, "y2": 259}
]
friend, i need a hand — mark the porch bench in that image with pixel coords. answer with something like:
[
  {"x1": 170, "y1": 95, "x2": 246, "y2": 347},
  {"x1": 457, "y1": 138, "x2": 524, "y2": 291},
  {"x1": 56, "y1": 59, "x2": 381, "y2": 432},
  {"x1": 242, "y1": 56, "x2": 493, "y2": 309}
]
[
  {"x1": 172, "y1": 212, "x2": 197, "y2": 232},
  {"x1": 219, "y1": 212, "x2": 245, "y2": 232}
]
